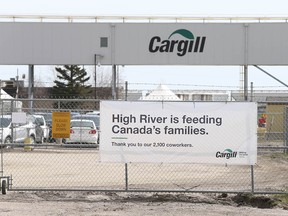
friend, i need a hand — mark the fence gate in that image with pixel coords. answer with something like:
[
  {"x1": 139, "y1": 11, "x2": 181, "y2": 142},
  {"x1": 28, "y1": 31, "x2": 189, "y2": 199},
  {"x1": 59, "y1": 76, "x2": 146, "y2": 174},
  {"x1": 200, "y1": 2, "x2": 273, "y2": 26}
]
[{"x1": 0, "y1": 98, "x2": 287, "y2": 194}]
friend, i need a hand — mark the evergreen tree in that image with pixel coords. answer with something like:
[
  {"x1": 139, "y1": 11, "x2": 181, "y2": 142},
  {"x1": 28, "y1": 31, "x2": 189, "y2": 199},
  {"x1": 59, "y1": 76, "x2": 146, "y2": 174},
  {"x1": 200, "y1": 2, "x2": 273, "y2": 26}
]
[{"x1": 52, "y1": 65, "x2": 92, "y2": 109}]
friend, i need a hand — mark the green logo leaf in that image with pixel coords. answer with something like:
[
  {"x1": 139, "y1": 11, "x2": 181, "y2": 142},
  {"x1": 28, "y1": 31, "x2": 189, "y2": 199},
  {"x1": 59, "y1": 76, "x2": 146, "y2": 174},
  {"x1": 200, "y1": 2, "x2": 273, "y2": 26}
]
[
  {"x1": 168, "y1": 29, "x2": 195, "y2": 39},
  {"x1": 224, "y1": 149, "x2": 233, "y2": 153}
]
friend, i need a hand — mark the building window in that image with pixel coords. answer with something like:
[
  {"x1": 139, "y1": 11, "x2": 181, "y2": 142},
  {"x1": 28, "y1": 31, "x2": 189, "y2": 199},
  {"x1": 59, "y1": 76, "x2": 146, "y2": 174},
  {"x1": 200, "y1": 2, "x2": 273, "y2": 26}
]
[
  {"x1": 192, "y1": 94, "x2": 212, "y2": 101},
  {"x1": 100, "y1": 37, "x2": 108, "y2": 47}
]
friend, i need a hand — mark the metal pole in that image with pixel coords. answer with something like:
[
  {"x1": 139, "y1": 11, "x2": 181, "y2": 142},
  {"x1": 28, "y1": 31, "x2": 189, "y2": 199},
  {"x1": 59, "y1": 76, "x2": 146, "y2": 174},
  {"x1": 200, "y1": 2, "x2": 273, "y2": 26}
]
[
  {"x1": 116, "y1": 65, "x2": 119, "y2": 99},
  {"x1": 124, "y1": 81, "x2": 128, "y2": 190},
  {"x1": 28, "y1": 65, "x2": 34, "y2": 113},
  {"x1": 94, "y1": 54, "x2": 103, "y2": 108},
  {"x1": 250, "y1": 82, "x2": 253, "y2": 102},
  {"x1": 1, "y1": 100, "x2": 4, "y2": 177},
  {"x1": 244, "y1": 24, "x2": 249, "y2": 102},
  {"x1": 16, "y1": 69, "x2": 19, "y2": 99},
  {"x1": 254, "y1": 65, "x2": 288, "y2": 88},
  {"x1": 125, "y1": 163, "x2": 128, "y2": 191},
  {"x1": 250, "y1": 81, "x2": 256, "y2": 192},
  {"x1": 125, "y1": 81, "x2": 128, "y2": 101},
  {"x1": 244, "y1": 65, "x2": 248, "y2": 101},
  {"x1": 112, "y1": 65, "x2": 117, "y2": 100},
  {"x1": 251, "y1": 165, "x2": 255, "y2": 194},
  {"x1": 285, "y1": 107, "x2": 288, "y2": 154},
  {"x1": 94, "y1": 54, "x2": 97, "y2": 102}
]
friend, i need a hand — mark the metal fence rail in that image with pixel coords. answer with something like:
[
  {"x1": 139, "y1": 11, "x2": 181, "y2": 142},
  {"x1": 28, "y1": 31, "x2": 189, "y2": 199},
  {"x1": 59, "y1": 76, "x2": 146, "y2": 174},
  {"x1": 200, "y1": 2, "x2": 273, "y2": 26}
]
[{"x1": 0, "y1": 98, "x2": 287, "y2": 194}]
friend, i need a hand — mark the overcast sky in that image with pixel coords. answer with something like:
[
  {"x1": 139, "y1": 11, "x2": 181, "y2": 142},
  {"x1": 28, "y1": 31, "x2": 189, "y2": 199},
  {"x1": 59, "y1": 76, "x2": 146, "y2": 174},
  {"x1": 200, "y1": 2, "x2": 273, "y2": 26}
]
[
  {"x1": 1, "y1": 0, "x2": 288, "y2": 90},
  {"x1": 1, "y1": 0, "x2": 288, "y2": 16}
]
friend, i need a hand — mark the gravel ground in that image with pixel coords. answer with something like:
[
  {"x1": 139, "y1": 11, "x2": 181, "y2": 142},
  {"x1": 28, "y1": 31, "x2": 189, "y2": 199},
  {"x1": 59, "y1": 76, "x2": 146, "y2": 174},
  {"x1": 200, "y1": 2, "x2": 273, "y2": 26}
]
[{"x1": 0, "y1": 191, "x2": 287, "y2": 216}]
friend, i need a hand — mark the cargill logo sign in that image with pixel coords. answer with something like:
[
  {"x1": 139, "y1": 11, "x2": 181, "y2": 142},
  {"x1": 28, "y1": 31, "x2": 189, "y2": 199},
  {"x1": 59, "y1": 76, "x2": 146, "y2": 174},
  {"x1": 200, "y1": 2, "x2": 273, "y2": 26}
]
[
  {"x1": 216, "y1": 149, "x2": 237, "y2": 159},
  {"x1": 148, "y1": 29, "x2": 206, "y2": 56}
]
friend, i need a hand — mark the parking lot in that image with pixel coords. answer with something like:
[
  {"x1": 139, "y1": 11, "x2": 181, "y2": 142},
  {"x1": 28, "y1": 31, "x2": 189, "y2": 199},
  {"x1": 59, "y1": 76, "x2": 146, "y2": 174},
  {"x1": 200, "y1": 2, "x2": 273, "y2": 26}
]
[{"x1": 1, "y1": 145, "x2": 287, "y2": 193}]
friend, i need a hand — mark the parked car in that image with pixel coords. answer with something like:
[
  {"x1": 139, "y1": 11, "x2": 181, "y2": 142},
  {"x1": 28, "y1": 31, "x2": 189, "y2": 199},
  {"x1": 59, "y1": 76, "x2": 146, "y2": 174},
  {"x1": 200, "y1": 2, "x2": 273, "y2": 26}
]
[
  {"x1": 65, "y1": 119, "x2": 99, "y2": 145},
  {"x1": 0, "y1": 116, "x2": 13, "y2": 146},
  {"x1": 31, "y1": 114, "x2": 50, "y2": 143},
  {"x1": 72, "y1": 114, "x2": 100, "y2": 143},
  {"x1": 0, "y1": 114, "x2": 37, "y2": 147},
  {"x1": 72, "y1": 114, "x2": 100, "y2": 131},
  {"x1": 35, "y1": 112, "x2": 52, "y2": 123},
  {"x1": 85, "y1": 110, "x2": 100, "y2": 115},
  {"x1": 35, "y1": 112, "x2": 55, "y2": 143}
]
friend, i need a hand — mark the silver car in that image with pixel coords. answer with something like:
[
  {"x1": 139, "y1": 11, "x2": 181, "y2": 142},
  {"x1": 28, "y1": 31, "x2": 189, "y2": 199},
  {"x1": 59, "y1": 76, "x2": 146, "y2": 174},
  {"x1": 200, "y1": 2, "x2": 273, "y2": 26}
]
[{"x1": 65, "y1": 119, "x2": 99, "y2": 145}]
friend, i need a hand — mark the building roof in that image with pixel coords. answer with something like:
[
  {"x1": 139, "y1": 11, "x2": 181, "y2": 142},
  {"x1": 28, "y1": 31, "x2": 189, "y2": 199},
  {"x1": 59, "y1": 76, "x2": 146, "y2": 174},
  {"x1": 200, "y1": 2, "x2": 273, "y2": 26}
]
[
  {"x1": 0, "y1": 89, "x2": 14, "y2": 99},
  {"x1": 140, "y1": 84, "x2": 181, "y2": 101}
]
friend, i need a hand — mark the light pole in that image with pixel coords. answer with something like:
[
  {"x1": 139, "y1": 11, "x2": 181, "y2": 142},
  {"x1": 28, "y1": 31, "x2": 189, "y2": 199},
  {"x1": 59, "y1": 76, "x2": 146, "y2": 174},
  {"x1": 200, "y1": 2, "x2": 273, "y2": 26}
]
[
  {"x1": 94, "y1": 54, "x2": 103, "y2": 108},
  {"x1": 28, "y1": 65, "x2": 34, "y2": 113},
  {"x1": 16, "y1": 70, "x2": 19, "y2": 99}
]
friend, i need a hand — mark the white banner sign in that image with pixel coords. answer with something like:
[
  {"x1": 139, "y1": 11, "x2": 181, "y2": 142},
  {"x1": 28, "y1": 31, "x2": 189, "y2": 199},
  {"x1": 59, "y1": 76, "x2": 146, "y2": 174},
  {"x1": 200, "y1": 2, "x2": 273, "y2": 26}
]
[{"x1": 100, "y1": 101, "x2": 257, "y2": 165}]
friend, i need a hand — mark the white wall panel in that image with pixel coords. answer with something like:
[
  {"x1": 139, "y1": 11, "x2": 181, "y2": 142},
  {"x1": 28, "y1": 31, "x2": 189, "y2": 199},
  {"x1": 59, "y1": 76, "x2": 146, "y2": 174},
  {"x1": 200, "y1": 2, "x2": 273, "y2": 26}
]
[
  {"x1": 0, "y1": 22, "x2": 288, "y2": 65},
  {"x1": 248, "y1": 24, "x2": 288, "y2": 65},
  {"x1": 0, "y1": 23, "x2": 112, "y2": 65}
]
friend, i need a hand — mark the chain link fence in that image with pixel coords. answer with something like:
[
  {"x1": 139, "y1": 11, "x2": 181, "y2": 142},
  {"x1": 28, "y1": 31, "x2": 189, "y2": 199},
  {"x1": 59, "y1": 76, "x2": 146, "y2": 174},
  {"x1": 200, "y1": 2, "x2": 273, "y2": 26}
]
[{"x1": 0, "y1": 98, "x2": 287, "y2": 194}]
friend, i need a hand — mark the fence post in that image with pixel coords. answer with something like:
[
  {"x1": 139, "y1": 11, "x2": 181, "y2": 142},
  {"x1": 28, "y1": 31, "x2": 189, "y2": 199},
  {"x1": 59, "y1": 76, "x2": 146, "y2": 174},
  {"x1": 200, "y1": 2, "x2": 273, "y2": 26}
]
[
  {"x1": 0, "y1": 100, "x2": 4, "y2": 178},
  {"x1": 124, "y1": 82, "x2": 129, "y2": 191},
  {"x1": 250, "y1": 165, "x2": 255, "y2": 194},
  {"x1": 125, "y1": 163, "x2": 128, "y2": 191},
  {"x1": 285, "y1": 106, "x2": 288, "y2": 154},
  {"x1": 250, "y1": 81, "x2": 255, "y2": 193}
]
